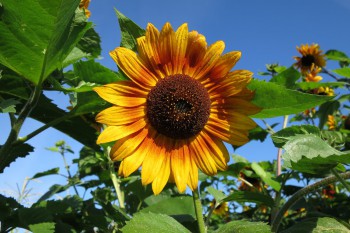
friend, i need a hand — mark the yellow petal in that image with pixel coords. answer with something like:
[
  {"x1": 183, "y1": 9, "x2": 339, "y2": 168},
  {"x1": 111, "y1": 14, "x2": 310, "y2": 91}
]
[
  {"x1": 183, "y1": 31, "x2": 207, "y2": 76},
  {"x1": 141, "y1": 134, "x2": 167, "y2": 185},
  {"x1": 211, "y1": 98, "x2": 261, "y2": 116},
  {"x1": 93, "y1": 84, "x2": 146, "y2": 107},
  {"x1": 204, "y1": 122, "x2": 249, "y2": 146},
  {"x1": 96, "y1": 118, "x2": 146, "y2": 144},
  {"x1": 171, "y1": 140, "x2": 190, "y2": 193},
  {"x1": 187, "y1": 148, "x2": 199, "y2": 191},
  {"x1": 110, "y1": 127, "x2": 150, "y2": 161},
  {"x1": 110, "y1": 47, "x2": 158, "y2": 88},
  {"x1": 96, "y1": 105, "x2": 145, "y2": 126},
  {"x1": 152, "y1": 154, "x2": 171, "y2": 195}
]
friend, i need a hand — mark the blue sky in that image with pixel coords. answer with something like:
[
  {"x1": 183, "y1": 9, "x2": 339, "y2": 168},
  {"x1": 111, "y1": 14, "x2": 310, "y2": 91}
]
[{"x1": 1, "y1": 0, "x2": 350, "y2": 203}]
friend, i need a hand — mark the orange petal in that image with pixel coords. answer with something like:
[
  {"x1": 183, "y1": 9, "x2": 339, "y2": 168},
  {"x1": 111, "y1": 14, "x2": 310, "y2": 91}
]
[
  {"x1": 209, "y1": 111, "x2": 257, "y2": 130},
  {"x1": 183, "y1": 31, "x2": 207, "y2": 76},
  {"x1": 207, "y1": 51, "x2": 241, "y2": 79},
  {"x1": 96, "y1": 118, "x2": 146, "y2": 144},
  {"x1": 190, "y1": 136, "x2": 217, "y2": 176},
  {"x1": 211, "y1": 98, "x2": 261, "y2": 116},
  {"x1": 192, "y1": 40, "x2": 225, "y2": 81},
  {"x1": 158, "y1": 22, "x2": 176, "y2": 76},
  {"x1": 96, "y1": 105, "x2": 145, "y2": 126},
  {"x1": 110, "y1": 47, "x2": 158, "y2": 89},
  {"x1": 152, "y1": 153, "x2": 171, "y2": 195},
  {"x1": 200, "y1": 131, "x2": 229, "y2": 171},
  {"x1": 204, "y1": 122, "x2": 249, "y2": 146},
  {"x1": 173, "y1": 23, "x2": 188, "y2": 74}
]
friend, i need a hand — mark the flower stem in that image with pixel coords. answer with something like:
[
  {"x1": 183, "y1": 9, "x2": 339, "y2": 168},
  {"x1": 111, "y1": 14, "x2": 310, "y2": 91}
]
[
  {"x1": 271, "y1": 171, "x2": 350, "y2": 232},
  {"x1": 276, "y1": 115, "x2": 289, "y2": 176},
  {"x1": 104, "y1": 143, "x2": 125, "y2": 209},
  {"x1": 192, "y1": 189, "x2": 206, "y2": 233},
  {"x1": 331, "y1": 168, "x2": 350, "y2": 192}
]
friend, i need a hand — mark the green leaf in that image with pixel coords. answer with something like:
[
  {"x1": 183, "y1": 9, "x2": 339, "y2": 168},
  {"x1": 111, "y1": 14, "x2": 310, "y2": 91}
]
[
  {"x1": 269, "y1": 66, "x2": 300, "y2": 89},
  {"x1": 62, "y1": 47, "x2": 89, "y2": 67},
  {"x1": 115, "y1": 9, "x2": 145, "y2": 51},
  {"x1": 222, "y1": 191, "x2": 275, "y2": 208},
  {"x1": 0, "y1": 143, "x2": 34, "y2": 172},
  {"x1": 19, "y1": 207, "x2": 53, "y2": 226},
  {"x1": 141, "y1": 196, "x2": 196, "y2": 218},
  {"x1": 29, "y1": 222, "x2": 56, "y2": 233},
  {"x1": 70, "y1": 91, "x2": 111, "y2": 115},
  {"x1": 31, "y1": 168, "x2": 60, "y2": 179},
  {"x1": 325, "y1": 50, "x2": 350, "y2": 63},
  {"x1": 122, "y1": 212, "x2": 191, "y2": 233},
  {"x1": 248, "y1": 79, "x2": 332, "y2": 118},
  {"x1": 281, "y1": 217, "x2": 350, "y2": 233},
  {"x1": 297, "y1": 81, "x2": 346, "y2": 90},
  {"x1": 271, "y1": 125, "x2": 321, "y2": 148},
  {"x1": 207, "y1": 186, "x2": 226, "y2": 203},
  {"x1": 332, "y1": 67, "x2": 350, "y2": 78},
  {"x1": 37, "y1": 184, "x2": 71, "y2": 202},
  {"x1": 0, "y1": 98, "x2": 20, "y2": 113},
  {"x1": 0, "y1": 0, "x2": 91, "y2": 85},
  {"x1": 215, "y1": 220, "x2": 271, "y2": 233},
  {"x1": 251, "y1": 162, "x2": 281, "y2": 191},
  {"x1": 76, "y1": 27, "x2": 101, "y2": 58},
  {"x1": 73, "y1": 59, "x2": 127, "y2": 85},
  {"x1": 282, "y1": 134, "x2": 350, "y2": 174},
  {"x1": 317, "y1": 100, "x2": 340, "y2": 129}
]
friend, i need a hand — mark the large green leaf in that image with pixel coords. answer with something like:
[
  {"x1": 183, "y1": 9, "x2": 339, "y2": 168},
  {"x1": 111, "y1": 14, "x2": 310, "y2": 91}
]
[
  {"x1": 0, "y1": 0, "x2": 91, "y2": 85},
  {"x1": 297, "y1": 81, "x2": 346, "y2": 90},
  {"x1": 0, "y1": 143, "x2": 34, "y2": 173},
  {"x1": 215, "y1": 220, "x2": 271, "y2": 233},
  {"x1": 317, "y1": 100, "x2": 340, "y2": 129},
  {"x1": 248, "y1": 79, "x2": 332, "y2": 118},
  {"x1": 29, "y1": 222, "x2": 56, "y2": 233},
  {"x1": 141, "y1": 196, "x2": 195, "y2": 218},
  {"x1": 269, "y1": 66, "x2": 300, "y2": 89},
  {"x1": 281, "y1": 217, "x2": 350, "y2": 233},
  {"x1": 271, "y1": 125, "x2": 321, "y2": 148},
  {"x1": 207, "y1": 186, "x2": 226, "y2": 203},
  {"x1": 282, "y1": 134, "x2": 350, "y2": 174},
  {"x1": 31, "y1": 168, "x2": 60, "y2": 179},
  {"x1": 115, "y1": 9, "x2": 145, "y2": 51},
  {"x1": 122, "y1": 212, "x2": 191, "y2": 233}
]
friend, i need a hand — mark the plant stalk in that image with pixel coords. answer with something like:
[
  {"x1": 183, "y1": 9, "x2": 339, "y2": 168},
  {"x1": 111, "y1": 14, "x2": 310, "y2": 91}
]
[
  {"x1": 271, "y1": 171, "x2": 350, "y2": 232},
  {"x1": 331, "y1": 168, "x2": 350, "y2": 192},
  {"x1": 192, "y1": 189, "x2": 206, "y2": 233}
]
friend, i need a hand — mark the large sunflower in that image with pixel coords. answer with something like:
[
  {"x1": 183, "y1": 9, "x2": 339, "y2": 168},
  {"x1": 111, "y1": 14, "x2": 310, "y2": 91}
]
[
  {"x1": 94, "y1": 23, "x2": 260, "y2": 194},
  {"x1": 294, "y1": 43, "x2": 326, "y2": 74}
]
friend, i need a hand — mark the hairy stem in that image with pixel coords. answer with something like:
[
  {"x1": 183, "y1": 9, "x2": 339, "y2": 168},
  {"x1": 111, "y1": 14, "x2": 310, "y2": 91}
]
[
  {"x1": 276, "y1": 115, "x2": 289, "y2": 176},
  {"x1": 192, "y1": 189, "x2": 206, "y2": 233},
  {"x1": 331, "y1": 168, "x2": 350, "y2": 192},
  {"x1": 271, "y1": 171, "x2": 350, "y2": 232}
]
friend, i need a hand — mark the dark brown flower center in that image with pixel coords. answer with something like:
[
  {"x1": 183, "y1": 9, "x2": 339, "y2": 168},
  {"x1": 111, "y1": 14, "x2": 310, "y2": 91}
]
[
  {"x1": 146, "y1": 74, "x2": 211, "y2": 139},
  {"x1": 301, "y1": 55, "x2": 315, "y2": 67}
]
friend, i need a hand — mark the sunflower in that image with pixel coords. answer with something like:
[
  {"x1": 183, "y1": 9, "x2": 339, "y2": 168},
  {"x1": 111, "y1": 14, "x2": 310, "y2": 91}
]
[
  {"x1": 304, "y1": 64, "x2": 322, "y2": 82},
  {"x1": 327, "y1": 115, "x2": 336, "y2": 130},
  {"x1": 79, "y1": 0, "x2": 91, "y2": 18},
  {"x1": 94, "y1": 22, "x2": 260, "y2": 194},
  {"x1": 314, "y1": 86, "x2": 334, "y2": 96},
  {"x1": 211, "y1": 201, "x2": 229, "y2": 216},
  {"x1": 294, "y1": 43, "x2": 326, "y2": 74}
]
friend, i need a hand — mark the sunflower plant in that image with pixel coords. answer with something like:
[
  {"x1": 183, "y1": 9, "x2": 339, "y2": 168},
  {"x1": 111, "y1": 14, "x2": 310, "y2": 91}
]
[{"x1": 0, "y1": 1, "x2": 350, "y2": 233}]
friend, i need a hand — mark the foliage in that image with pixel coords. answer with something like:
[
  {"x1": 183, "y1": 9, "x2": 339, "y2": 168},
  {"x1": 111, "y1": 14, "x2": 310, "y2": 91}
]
[{"x1": 0, "y1": 2, "x2": 349, "y2": 233}]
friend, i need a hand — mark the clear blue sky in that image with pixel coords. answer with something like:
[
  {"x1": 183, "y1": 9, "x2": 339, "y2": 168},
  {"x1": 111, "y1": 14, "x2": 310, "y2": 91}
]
[{"x1": 1, "y1": 0, "x2": 350, "y2": 203}]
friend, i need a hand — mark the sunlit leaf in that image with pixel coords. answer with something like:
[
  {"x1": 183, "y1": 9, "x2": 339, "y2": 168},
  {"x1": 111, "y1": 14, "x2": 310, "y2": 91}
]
[
  {"x1": 272, "y1": 125, "x2": 321, "y2": 148},
  {"x1": 207, "y1": 186, "x2": 226, "y2": 203},
  {"x1": 122, "y1": 212, "x2": 191, "y2": 233},
  {"x1": 215, "y1": 220, "x2": 271, "y2": 233},
  {"x1": 248, "y1": 79, "x2": 332, "y2": 118},
  {"x1": 115, "y1": 9, "x2": 145, "y2": 51},
  {"x1": 297, "y1": 81, "x2": 346, "y2": 90},
  {"x1": 251, "y1": 162, "x2": 281, "y2": 191},
  {"x1": 269, "y1": 66, "x2": 300, "y2": 89},
  {"x1": 0, "y1": 0, "x2": 91, "y2": 85},
  {"x1": 281, "y1": 217, "x2": 350, "y2": 233},
  {"x1": 31, "y1": 168, "x2": 60, "y2": 179},
  {"x1": 282, "y1": 134, "x2": 350, "y2": 174},
  {"x1": 332, "y1": 67, "x2": 350, "y2": 78}
]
